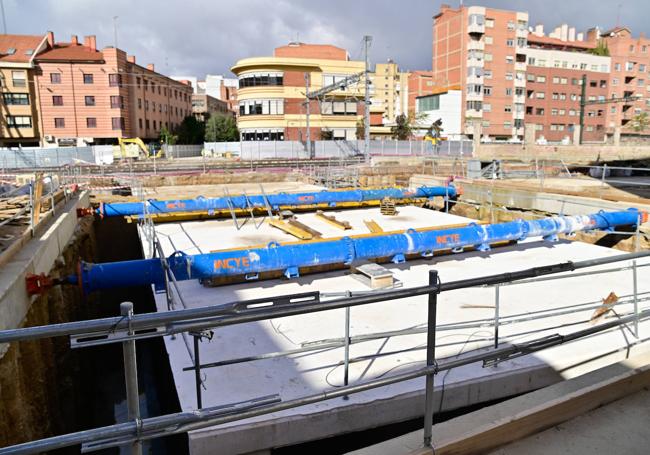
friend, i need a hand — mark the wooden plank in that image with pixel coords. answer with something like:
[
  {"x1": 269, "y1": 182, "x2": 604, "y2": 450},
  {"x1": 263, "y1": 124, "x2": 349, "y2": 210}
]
[
  {"x1": 32, "y1": 173, "x2": 44, "y2": 225},
  {"x1": 406, "y1": 361, "x2": 650, "y2": 455},
  {"x1": 267, "y1": 218, "x2": 313, "y2": 240},
  {"x1": 364, "y1": 219, "x2": 384, "y2": 233},
  {"x1": 315, "y1": 210, "x2": 351, "y2": 230}
]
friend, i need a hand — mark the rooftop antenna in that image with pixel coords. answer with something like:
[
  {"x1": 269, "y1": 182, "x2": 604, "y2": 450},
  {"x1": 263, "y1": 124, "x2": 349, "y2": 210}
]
[
  {"x1": 0, "y1": 0, "x2": 7, "y2": 34},
  {"x1": 113, "y1": 16, "x2": 119, "y2": 48}
]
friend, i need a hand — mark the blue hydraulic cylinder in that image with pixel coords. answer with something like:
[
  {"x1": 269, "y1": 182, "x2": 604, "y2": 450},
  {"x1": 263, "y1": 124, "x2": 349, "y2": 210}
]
[
  {"x1": 71, "y1": 209, "x2": 645, "y2": 293},
  {"x1": 97, "y1": 186, "x2": 458, "y2": 217}
]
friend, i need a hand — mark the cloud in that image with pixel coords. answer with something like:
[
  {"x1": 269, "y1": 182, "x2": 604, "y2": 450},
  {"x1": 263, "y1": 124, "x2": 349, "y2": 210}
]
[{"x1": 5, "y1": 0, "x2": 650, "y2": 78}]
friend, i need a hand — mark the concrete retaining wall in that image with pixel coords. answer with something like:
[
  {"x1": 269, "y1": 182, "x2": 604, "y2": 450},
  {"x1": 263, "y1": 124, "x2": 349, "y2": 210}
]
[{"x1": 475, "y1": 143, "x2": 650, "y2": 163}]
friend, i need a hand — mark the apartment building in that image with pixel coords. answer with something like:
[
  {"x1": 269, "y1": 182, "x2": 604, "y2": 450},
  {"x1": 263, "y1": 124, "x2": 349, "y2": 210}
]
[
  {"x1": 601, "y1": 27, "x2": 650, "y2": 136},
  {"x1": 371, "y1": 61, "x2": 409, "y2": 124},
  {"x1": 432, "y1": 4, "x2": 650, "y2": 143},
  {"x1": 191, "y1": 93, "x2": 230, "y2": 121},
  {"x1": 433, "y1": 5, "x2": 529, "y2": 140},
  {"x1": 172, "y1": 74, "x2": 239, "y2": 114},
  {"x1": 0, "y1": 34, "x2": 48, "y2": 147},
  {"x1": 407, "y1": 71, "x2": 437, "y2": 113},
  {"x1": 231, "y1": 42, "x2": 364, "y2": 141},
  {"x1": 34, "y1": 32, "x2": 192, "y2": 146}
]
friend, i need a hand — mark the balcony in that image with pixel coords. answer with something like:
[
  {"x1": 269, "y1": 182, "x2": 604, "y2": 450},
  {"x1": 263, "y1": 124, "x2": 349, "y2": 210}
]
[
  {"x1": 466, "y1": 74, "x2": 483, "y2": 85},
  {"x1": 468, "y1": 40, "x2": 485, "y2": 51},
  {"x1": 513, "y1": 94, "x2": 526, "y2": 104},
  {"x1": 515, "y1": 61, "x2": 527, "y2": 72},
  {"x1": 465, "y1": 109, "x2": 483, "y2": 118},
  {"x1": 513, "y1": 111, "x2": 525, "y2": 120},
  {"x1": 467, "y1": 57, "x2": 484, "y2": 68},
  {"x1": 468, "y1": 22, "x2": 485, "y2": 35},
  {"x1": 516, "y1": 28, "x2": 528, "y2": 39},
  {"x1": 514, "y1": 78, "x2": 526, "y2": 88},
  {"x1": 466, "y1": 91, "x2": 484, "y2": 101}
]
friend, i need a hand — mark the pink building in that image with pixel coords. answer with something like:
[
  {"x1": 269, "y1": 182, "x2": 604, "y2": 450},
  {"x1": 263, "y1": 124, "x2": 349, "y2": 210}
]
[{"x1": 35, "y1": 32, "x2": 192, "y2": 146}]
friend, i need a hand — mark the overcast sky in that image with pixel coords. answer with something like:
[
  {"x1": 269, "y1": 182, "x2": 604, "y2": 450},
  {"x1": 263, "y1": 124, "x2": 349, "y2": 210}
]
[{"x1": 6, "y1": 0, "x2": 648, "y2": 78}]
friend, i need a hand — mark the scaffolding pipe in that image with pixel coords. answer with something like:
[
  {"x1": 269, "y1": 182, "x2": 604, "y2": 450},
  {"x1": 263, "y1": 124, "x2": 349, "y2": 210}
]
[
  {"x1": 69, "y1": 209, "x2": 646, "y2": 294},
  {"x1": 97, "y1": 185, "x2": 458, "y2": 217}
]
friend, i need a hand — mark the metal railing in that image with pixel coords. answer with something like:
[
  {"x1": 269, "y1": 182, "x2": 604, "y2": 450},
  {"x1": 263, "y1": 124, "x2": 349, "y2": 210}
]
[{"x1": 0, "y1": 249, "x2": 649, "y2": 454}]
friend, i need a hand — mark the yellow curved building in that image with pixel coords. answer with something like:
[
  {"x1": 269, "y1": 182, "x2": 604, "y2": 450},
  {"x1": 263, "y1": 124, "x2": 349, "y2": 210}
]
[{"x1": 231, "y1": 43, "x2": 365, "y2": 141}]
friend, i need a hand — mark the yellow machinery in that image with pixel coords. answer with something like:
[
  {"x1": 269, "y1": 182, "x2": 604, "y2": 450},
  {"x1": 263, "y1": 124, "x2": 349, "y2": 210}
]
[
  {"x1": 423, "y1": 118, "x2": 445, "y2": 145},
  {"x1": 114, "y1": 138, "x2": 162, "y2": 160}
]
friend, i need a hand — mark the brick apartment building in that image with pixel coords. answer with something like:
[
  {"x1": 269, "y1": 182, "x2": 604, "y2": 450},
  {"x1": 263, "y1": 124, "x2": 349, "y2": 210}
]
[
  {"x1": 0, "y1": 34, "x2": 48, "y2": 147},
  {"x1": 231, "y1": 43, "x2": 365, "y2": 141},
  {"x1": 34, "y1": 32, "x2": 192, "y2": 146},
  {"x1": 431, "y1": 4, "x2": 650, "y2": 143}
]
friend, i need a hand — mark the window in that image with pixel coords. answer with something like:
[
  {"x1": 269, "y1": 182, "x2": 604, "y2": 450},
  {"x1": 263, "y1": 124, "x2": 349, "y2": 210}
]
[
  {"x1": 111, "y1": 117, "x2": 124, "y2": 130},
  {"x1": 153, "y1": 120, "x2": 157, "y2": 130},
  {"x1": 507, "y1": 20, "x2": 515, "y2": 30},
  {"x1": 145, "y1": 119, "x2": 150, "y2": 129},
  {"x1": 505, "y1": 72, "x2": 513, "y2": 81},
  {"x1": 483, "y1": 103, "x2": 492, "y2": 112},
  {"x1": 559, "y1": 109, "x2": 566, "y2": 115},
  {"x1": 640, "y1": 64, "x2": 647, "y2": 72},
  {"x1": 536, "y1": 92, "x2": 545, "y2": 99},
  {"x1": 504, "y1": 105, "x2": 512, "y2": 113},
  {"x1": 11, "y1": 71, "x2": 26, "y2": 87},
  {"x1": 504, "y1": 121, "x2": 512, "y2": 129},
  {"x1": 136, "y1": 77, "x2": 141, "y2": 88},
  {"x1": 551, "y1": 108, "x2": 558, "y2": 116},
  {"x1": 639, "y1": 79, "x2": 645, "y2": 86},
  {"x1": 238, "y1": 72, "x2": 284, "y2": 87},
  {"x1": 506, "y1": 39, "x2": 514, "y2": 47},
  {"x1": 630, "y1": 45, "x2": 635, "y2": 52},
  {"x1": 528, "y1": 57, "x2": 536, "y2": 65},
  {"x1": 239, "y1": 99, "x2": 285, "y2": 116},
  {"x1": 517, "y1": 37, "x2": 527, "y2": 47},
  {"x1": 467, "y1": 84, "x2": 483, "y2": 94},
  {"x1": 560, "y1": 77, "x2": 568, "y2": 84},
  {"x1": 506, "y1": 55, "x2": 514, "y2": 64},
  {"x1": 84, "y1": 96, "x2": 95, "y2": 106},
  {"x1": 559, "y1": 93, "x2": 566, "y2": 100},
  {"x1": 484, "y1": 69, "x2": 493, "y2": 79},
  {"x1": 505, "y1": 88, "x2": 512, "y2": 96},
  {"x1": 52, "y1": 95, "x2": 63, "y2": 106},
  {"x1": 50, "y1": 73, "x2": 61, "y2": 84},
  {"x1": 139, "y1": 118, "x2": 143, "y2": 129},
  {"x1": 552, "y1": 77, "x2": 560, "y2": 84},
  {"x1": 626, "y1": 62, "x2": 635, "y2": 71},
  {"x1": 485, "y1": 18, "x2": 494, "y2": 28},
  {"x1": 569, "y1": 109, "x2": 576, "y2": 116},
  {"x1": 110, "y1": 95, "x2": 123, "y2": 108},
  {"x1": 2, "y1": 93, "x2": 29, "y2": 105},
  {"x1": 613, "y1": 78, "x2": 619, "y2": 86},
  {"x1": 83, "y1": 73, "x2": 93, "y2": 84},
  {"x1": 483, "y1": 86, "x2": 492, "y2": 95},
  {"x1": 466, "y1": 100, "x2": 482, "y2": 111},
  {"x1": 484, "y1": 53, "x2": 493, "y2": 62},
  {"x1": 6, "y1": 116, "x2": 31, "y2": 128},
  {"x1": 527, "y1": 73, "x2": 535, "y2": 82},
  {"x1": 536, "y1": 75, "x2": 546, "y2": 83},
  {"x1": 589, "y1": 80, "x2": 597, "y2": 88},
  {"x1": 138, "y1": 98, "x2": 142, "y2": 109},
  {"x1": 86, "y1": 117, "x2": 97, "y2": 128},
  {"x1": 54, "y1": 118, "x2": 65, "y2": 128},
  {"x1": 485, "y1": 36, "x2": 493, "y2": 44},
  {"x1": 552, "y1": 92, "x2": 559, "y2": 100},
  {"x1": 535, "y1": 108, "x2": 545, "y2": 115},
  {"x1": 152, "y1": 101, "x2": 156, "y2": 111},
  {"x1": 615, "y1": 63, "x2": 621, "y2": 71},
  {"x1": 108, "y1": 73, "x2": 122, "y2": 87},
  {"x1": 580, "y1": 63, "x2": 587, "y2": 70},
  {"x1": 643, "y1": 45, "x2": 648, "y2": 53}
]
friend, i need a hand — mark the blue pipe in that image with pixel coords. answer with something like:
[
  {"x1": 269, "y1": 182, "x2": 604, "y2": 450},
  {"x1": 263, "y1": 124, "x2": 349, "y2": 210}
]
[
  {"x1": 70, "y1": 209, "x2": 645, "y2": 293},
  {"x1": 98, "y1": 186, "x2": 458, "y2": 217}
]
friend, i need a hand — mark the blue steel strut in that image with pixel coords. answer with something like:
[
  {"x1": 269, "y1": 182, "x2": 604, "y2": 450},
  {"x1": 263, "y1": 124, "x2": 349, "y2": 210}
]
[
  {"x1": 69, "y1": 209, "x2": 646, "y2": 293},
  {"x1": 97, "y1": 185, "x2": 458, "y2": 217}
]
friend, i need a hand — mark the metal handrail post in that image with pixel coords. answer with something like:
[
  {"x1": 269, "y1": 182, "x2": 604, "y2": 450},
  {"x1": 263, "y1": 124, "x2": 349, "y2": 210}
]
[
  {"x1": 494, "y1": 284, "x2": 500, "y2": 348},
  {"x1": 120, "y1": 302, "x2": 142, "y2": 455},
  {"x1": 343, "y1": 303, "x2": 351, "y2": 400},
  {"x1": 193, "y1": 334, "x2": 202, "y2": 409},
  {"x1": 422, "y1": 270, "x2": 439, "y2": 448},
  {"x1": 633, "y1": 260, "x2": 639, "y2": 338}
]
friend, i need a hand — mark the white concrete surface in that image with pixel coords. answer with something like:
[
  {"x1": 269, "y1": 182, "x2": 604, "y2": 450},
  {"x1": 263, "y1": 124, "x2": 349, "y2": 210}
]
[{"x1": 140, "y1": 207, "x2": 650, "y2": 454}]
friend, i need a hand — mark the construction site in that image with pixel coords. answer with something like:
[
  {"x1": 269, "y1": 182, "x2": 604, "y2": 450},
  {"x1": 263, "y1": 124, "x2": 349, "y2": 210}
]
[{"x1": 0, "y1": 146, "x2": 648, "y2": 455}]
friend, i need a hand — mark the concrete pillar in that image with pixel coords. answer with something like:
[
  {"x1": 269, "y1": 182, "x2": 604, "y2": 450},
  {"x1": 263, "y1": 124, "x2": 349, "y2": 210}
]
[
  {"x1": 573, "y1": 125, "x2": 581, "y2": 145},
  {"x1": 472, "y1": 120, "x2": 482, "y2": 151},
  {"x1": 525, "y1": 123, "x2": 537, "y2": 145},
  {"x1": 613, "y1": 127, "x2": 621, "y2": 146}
]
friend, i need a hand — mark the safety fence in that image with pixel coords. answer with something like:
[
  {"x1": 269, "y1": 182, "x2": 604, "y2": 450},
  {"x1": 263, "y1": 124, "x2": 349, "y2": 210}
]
[{"x1": 0, "y1": 247, "x2": 648, "y2": 454}]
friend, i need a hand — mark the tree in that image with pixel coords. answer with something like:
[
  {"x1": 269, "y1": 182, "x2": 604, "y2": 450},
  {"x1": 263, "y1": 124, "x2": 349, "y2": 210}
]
[
  {"x1": 159, "y1": 125, "x2": 178, "y2": 145},
  {"x1": 205, "y1": 114, "x2": 239, "y2": 142},
  {"x1": 355, "y1": 119, "x2": 365, "y2": 140},
  {"x1": 175, "y1": 116, "x2": 205, "y2": 144},
  {"x1": 589, "y1": 39, "x2": 610, "y2": 57},
  {"x1": 391, "y1": 112, "x2": 422, "y2": 140},
  {"x1": 631, "y1": 112, "x2": 650, "y2": 132}
]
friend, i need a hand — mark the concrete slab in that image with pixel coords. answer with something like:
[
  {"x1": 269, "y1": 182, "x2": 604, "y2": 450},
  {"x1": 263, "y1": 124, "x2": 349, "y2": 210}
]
[{"x1": 140, "y1": 207, "x2": 650, "y2": 454}]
